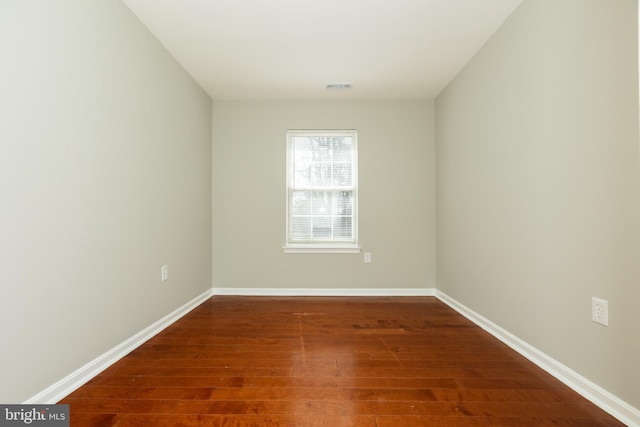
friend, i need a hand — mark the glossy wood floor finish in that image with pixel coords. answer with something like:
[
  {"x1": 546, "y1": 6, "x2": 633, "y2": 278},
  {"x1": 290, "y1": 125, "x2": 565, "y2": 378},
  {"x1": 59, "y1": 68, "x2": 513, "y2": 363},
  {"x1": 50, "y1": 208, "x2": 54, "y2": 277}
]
[{"x1": 60, "y1": 296, "x2": 625, "y2": 426}]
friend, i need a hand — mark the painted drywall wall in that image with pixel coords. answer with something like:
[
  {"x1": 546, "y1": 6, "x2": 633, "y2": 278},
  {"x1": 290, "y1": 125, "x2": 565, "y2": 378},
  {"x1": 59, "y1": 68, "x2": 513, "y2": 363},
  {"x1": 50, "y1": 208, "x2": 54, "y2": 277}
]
[
  {"x1": 212, "y1": 101, "x2": 435, "y2": 290},
  {"x1": 436, "y1": 0, "x2": 640, "y2": 409},
  {"x1": 0, "y1": 1, "x2": 212, "y2": 402}
]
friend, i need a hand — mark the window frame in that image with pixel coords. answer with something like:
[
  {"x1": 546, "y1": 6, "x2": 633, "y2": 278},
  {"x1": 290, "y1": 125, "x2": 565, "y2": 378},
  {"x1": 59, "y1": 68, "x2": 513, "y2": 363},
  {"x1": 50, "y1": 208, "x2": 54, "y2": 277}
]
[{"x1": 284, "y1": 129, "x2": 360, "y2": 254}]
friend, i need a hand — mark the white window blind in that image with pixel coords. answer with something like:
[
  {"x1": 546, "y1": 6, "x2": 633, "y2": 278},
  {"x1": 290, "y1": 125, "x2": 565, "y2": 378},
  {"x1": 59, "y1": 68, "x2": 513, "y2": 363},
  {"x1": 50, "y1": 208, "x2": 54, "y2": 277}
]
[{"x1": 285, "y1": 130, "x2": 359, "y2": 253}]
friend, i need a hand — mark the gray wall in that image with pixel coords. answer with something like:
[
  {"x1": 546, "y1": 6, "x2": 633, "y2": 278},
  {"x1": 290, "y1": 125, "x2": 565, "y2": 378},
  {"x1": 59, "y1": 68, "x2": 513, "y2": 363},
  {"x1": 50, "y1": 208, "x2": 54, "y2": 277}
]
[
  {"x1": 0, "y1": 1, "x2": 212, "y2": 402},
  {"x1": 436, "y1": 0, "x2": 640, "y2": 408},
  {"x1": 212, "y1": 101, "x2": 435, "y2": 290}
]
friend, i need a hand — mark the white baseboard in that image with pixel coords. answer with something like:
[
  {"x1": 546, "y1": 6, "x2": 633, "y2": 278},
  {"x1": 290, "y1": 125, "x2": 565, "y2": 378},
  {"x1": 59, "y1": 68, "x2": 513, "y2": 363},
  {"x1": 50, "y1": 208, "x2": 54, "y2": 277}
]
[
  {"x1": 212, "y1": 287, "x2": 436, "y2": 297},
  {"x1": 25, "y1": 286, "x2": 638, "y2": 427},
  {"x1": 24, "y1": 288, "x2": 214, "y2": 404},
  {"x1": 436, "y1": 290, "x2": 640, "y2": 427}
]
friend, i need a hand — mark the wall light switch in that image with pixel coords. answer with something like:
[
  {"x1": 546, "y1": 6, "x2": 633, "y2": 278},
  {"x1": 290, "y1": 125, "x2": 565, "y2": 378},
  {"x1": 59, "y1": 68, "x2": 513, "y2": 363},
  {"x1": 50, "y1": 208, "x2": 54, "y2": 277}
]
[{"x1": 161, "y1": 265, "x2": 168, "y2": 281}]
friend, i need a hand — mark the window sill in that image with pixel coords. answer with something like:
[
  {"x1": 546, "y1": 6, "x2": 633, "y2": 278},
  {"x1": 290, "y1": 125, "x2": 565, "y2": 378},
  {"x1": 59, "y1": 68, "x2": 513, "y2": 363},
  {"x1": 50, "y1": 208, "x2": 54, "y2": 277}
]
[{"x1": 283, "y1": 244, "x2": 361, "y2": 254}]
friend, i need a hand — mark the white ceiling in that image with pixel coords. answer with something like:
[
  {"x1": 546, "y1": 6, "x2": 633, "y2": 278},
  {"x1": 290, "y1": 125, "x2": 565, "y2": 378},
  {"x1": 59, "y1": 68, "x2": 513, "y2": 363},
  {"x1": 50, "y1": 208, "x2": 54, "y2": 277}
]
[{"x1": 122, "y1": 0, "x2": 524, "y2": 100}]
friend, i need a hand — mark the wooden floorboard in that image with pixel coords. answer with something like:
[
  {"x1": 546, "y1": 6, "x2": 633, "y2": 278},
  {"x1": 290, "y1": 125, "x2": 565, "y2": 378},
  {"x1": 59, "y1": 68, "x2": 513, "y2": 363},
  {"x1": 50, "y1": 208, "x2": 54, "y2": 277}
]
[{"x1": 59, "y1": 296, "x2": 626, "y2": 426}]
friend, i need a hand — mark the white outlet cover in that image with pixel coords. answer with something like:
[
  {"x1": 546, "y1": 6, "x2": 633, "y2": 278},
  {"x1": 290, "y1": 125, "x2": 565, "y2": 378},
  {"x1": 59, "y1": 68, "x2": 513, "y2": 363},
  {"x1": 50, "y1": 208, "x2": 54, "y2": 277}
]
[{"x1": 591, "y1": 297, "x2": 608, "y2": 326}]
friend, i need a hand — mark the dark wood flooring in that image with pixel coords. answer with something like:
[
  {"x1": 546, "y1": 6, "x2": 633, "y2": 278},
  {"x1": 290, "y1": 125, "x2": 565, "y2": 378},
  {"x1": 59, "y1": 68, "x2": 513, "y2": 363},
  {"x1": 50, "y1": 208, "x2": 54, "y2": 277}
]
[{"x1": 60, "y1": 296, "x2": 626, "y2": 426}]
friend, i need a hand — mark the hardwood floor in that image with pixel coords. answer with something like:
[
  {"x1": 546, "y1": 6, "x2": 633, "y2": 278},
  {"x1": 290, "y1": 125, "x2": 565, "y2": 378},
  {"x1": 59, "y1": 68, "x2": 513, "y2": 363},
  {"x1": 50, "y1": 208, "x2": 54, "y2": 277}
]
[{"x1": 60, "y1": 296, "x2": 626, "y2": 426}]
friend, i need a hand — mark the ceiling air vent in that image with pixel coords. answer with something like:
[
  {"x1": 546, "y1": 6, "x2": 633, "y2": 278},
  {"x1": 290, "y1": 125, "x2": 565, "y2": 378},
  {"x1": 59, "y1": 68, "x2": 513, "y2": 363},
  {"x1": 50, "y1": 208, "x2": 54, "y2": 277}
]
[{"x1": 326, "y1": 83, "x2": 352, "y2": 90}]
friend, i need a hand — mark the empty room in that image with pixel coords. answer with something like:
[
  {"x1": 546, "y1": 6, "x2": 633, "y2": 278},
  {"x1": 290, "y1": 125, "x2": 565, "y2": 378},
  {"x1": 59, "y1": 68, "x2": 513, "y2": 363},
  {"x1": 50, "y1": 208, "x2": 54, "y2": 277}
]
[{"x1": 1, "y1": 0, "x2": 639, "y2": 426}]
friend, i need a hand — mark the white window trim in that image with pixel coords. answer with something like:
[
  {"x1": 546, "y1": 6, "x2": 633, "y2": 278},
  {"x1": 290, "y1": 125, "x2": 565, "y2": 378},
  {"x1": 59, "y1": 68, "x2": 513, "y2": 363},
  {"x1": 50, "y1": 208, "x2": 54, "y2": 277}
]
[
  {"x1": 283, "y1": 129, "x2": 360, "y2": 254},
  {"x1": 283, "y1": 243, "x2": 361, "y2": 254}
]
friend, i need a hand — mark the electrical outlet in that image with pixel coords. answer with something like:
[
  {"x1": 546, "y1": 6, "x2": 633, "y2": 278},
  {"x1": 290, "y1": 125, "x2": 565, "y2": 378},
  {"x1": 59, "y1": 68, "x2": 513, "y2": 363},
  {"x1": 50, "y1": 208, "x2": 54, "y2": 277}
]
[
  {"x1": 161, "y1": 265, "x2": 168, "y2": 282},
  {"x1": 364, "y1": 252, "x2": 372, "y2": 263},
  {"x1": 591, "y1": 297, "x2": 608, "y2": 326}
]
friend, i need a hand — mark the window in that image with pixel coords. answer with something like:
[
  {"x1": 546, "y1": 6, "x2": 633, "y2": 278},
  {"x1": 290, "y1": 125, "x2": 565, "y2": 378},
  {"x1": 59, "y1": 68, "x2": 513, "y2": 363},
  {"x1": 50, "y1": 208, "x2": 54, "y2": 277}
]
[{"x1": 284, "y1": 130, "x2": 359, "y2": 253}]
